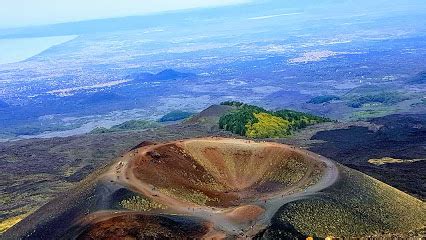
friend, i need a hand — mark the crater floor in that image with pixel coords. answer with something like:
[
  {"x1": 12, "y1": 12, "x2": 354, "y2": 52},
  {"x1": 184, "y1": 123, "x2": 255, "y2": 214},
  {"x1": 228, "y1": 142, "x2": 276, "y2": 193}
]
[{"x1": 76, "y1": 137, "x2": 338, "y2": 238}]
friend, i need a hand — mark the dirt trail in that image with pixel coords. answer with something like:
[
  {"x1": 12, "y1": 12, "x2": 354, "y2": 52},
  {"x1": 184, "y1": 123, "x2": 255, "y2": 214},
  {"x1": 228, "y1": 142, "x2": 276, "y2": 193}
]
[{"x1": 98, "y1": 137, "x2": 339, "y2": 238}]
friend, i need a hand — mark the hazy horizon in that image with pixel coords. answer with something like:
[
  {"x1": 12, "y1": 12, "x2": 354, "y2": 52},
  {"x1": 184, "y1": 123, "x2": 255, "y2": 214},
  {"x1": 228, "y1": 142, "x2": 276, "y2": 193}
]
[
  {"x1": 0, "y1": 0, "x2": 250, "y2": 29},
  {"x1": 0, "y1": 0, "x2": 425, "y2": 238}
]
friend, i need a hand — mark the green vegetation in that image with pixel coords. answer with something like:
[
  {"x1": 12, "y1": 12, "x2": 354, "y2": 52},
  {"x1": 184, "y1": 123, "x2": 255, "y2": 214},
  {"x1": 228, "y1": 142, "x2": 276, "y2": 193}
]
[
  {"x1": 90, "y1": 127, "x2": 112, "y2": 134},
  {"x1": 262, "y1": 158, "x2": 308, "y2": 186},
  {"x1": 274, "y1": 110, "x2": 330, "y2": 129},
  {"x1": 120, "y1": 195, "x2": 166, "y2": 211},
  {"x1": 275, "y1": 165, "x2": 426, "y2": 238},
  {"x1": 246, "y1": 113, "x2": 291, "y2": 138},
  {"x1": 351, "y1": 109, "x2": 393, "y2": 120},
  {"x1": 348, "y1": 92, "x2": 408, "y2": 108},
  {"x1": 218, "y1": 104, "x2": 264, "y2": 135},
  {"x1": 159, "y1": 110, "x2": 194, "y2": 122},
  {"x1": 90, "y1": 120, "x2": 159, "y2": 134},
  {"x1": 219, "y1": 102, "x2": 330, "y2": 138},
  {"x1": 159, "y1": 187, "x2": 218, "y2": 206},
  {"x1": 368, "y1": 157, "x2": 425, "y2": 166},
  {"x1": 220, "y1": 101, "x2": 245, "y2": 107},
  {"x1": 307, "y1": 95, "x2": 340, "y2": 104},
  {"x1": 112, "y1": 120, "x2": 159, "y2": 130}
]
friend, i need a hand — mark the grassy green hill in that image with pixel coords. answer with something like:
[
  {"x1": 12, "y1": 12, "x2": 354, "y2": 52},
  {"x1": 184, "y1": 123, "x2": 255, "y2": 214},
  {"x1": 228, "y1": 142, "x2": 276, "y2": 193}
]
[
  {"x1": 90, "y1": 120, "x2": 160, "y2": 134},
  {"x1": 219, "y1": 101, "x2": 331, "y2": 138},
  {"x1": 159, "y1": 111, "x2": 194, "y2": 122}
]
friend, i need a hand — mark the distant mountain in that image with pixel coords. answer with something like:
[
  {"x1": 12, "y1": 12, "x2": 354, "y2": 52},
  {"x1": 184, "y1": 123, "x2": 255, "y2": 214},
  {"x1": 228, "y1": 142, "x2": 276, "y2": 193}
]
[
  {"x1": 159, "y1": 110, "x2": 194, "y2": 122},
  {"x1": 307, "y1": 95, "x2": 341, "y2": 104},
  {"x1": 408, "y1": 71, "x2": 426, "y2": 84},
  {"x1": 344, "y1": 84, "x2": 386, "y2": 96},
  {"x1": 129, "y1": 69, "x2": 196, "y2": 81}
]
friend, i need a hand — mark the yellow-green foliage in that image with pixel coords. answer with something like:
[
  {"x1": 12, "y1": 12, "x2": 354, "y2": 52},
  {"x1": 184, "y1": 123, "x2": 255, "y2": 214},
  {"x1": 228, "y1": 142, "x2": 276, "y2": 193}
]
[
  {"x1": 191, "y1": 175, "x2": 227, "y2": 192},
  {"x1": 120, "y1": 196, "x2": 166, "y2": 211},
  {"x1": 368, "y1": 157, "x2": 425, "y2": 166},
  {"x1": 160, "y1": 188, "x2": 217, "y2": 206},
  {"x1": 0, "y1": 215, "x2": 26, "y2": 234},
  {"x1": 246, "y1": 113, "x2": 291, "y2": 138},
  {"x1": 276, "y1": 165, "x2": 426, "y2": 238},
  {"x1": 219, "y1": 102, "x2": 330, "y2": 138},
  {"x1": 279, "y1": 198, "x2": 373, "y2": 237}
]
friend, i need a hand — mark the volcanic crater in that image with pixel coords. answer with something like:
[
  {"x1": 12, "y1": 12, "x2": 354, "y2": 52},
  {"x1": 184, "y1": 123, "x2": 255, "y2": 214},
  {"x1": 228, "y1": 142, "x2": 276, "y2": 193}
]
[
  {"x1": 78, "y1": 137, "x2": 336, "y2": 238},
  {"x1": 5, "y1": 137, "x2": 424, "y2": 239},
  {"x1": 131, "y1": 138, "x2": 326, "y2": 207}
]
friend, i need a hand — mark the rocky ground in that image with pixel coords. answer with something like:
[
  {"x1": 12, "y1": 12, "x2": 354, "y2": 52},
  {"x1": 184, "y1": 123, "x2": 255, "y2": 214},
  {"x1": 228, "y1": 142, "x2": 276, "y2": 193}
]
[
  {"x1": 0, "y1": 105, "x2": 425, "y2": 235},
  {"x1": 282, "y1": 114, "x2": 426, "y2": 200},
  {"x1": 0, "y1": 119, "x2": 234, "y2": 224},
  {"x1": 3, "y1": 138, "x2": 424, "y2": 239}
]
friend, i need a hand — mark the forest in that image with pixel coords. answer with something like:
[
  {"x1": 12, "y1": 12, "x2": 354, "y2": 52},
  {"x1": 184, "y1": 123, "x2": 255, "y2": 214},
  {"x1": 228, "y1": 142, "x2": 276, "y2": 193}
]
[{"x1": 219, "y1": 102, "x2": 331, "y2": 138}]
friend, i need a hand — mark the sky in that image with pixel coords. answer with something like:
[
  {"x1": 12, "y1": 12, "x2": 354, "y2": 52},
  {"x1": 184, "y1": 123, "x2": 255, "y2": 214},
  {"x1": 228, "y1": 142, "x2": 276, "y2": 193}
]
[{"x1": 0, "y1": 0, "x2": 250, "y2": 29}]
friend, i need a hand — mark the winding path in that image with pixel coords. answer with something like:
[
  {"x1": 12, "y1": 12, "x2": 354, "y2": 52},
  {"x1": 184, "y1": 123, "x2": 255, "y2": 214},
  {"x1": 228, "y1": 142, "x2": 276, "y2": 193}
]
[{"x1": 99, "y1": 138, "x2": 340, "y2": 238}]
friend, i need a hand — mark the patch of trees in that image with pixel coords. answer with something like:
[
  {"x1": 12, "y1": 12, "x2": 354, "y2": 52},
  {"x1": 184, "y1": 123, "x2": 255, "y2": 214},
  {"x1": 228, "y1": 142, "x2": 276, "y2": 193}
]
[
  {"x1": 91, "y1": 120, "x2": 159, "y2": 134},
  {"x1": 348, "y1": 92, "x2": 408, "y2": 108},
  {"x1": 307, "y1": 95, "x2": 340, "y2": 104},
  {"x1": 246, "y1": 113, "x2": 291, "y2": 138},
  {"x1": 274, "y1": 110, "x2": 330, "y2": 130},
  {"x1": 409, "y1": 71, "x2": 426, "y2": 84},
  {"x1": 219, "y1": 104, "x2": 263, "y2": 135},
  {"x1": 220, "y1": 101, "x2": 245, "y2": 107},
  {"x1": 219, "y1": 102, "x2": 331, "y2": 138},
  {"x1": 159, "y1": 111, "x2": 194, "y2": 122}
]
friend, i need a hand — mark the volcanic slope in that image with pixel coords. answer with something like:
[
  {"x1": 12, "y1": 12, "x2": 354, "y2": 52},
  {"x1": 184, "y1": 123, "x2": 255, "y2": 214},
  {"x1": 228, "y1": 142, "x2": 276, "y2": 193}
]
[{"x1": 3, "y1": 138, "x2": 425, "y2": 239}]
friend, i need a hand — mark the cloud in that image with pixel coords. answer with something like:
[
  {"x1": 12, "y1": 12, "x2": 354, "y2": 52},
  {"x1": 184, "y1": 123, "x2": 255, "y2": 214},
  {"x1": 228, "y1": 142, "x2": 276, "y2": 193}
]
[
  {"x1": 0, "y1": 0, "x2": 250, "y2": 28},
  {"x1": 248, "y1": 12, "x2": 302, "y2": 20}
]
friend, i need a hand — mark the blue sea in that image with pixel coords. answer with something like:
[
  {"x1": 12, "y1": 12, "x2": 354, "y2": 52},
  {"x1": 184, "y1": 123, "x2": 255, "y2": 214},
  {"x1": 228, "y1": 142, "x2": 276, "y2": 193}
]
[{"x1": 0, "y1": 35, "x2": 77, "y2": 65}]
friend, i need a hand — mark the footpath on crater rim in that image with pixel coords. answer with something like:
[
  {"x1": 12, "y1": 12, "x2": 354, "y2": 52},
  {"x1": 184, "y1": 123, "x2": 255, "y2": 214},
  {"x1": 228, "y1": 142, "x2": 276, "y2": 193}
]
[{"x1": 3, "y1": 137, "x2": 425, "y2": 239}]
